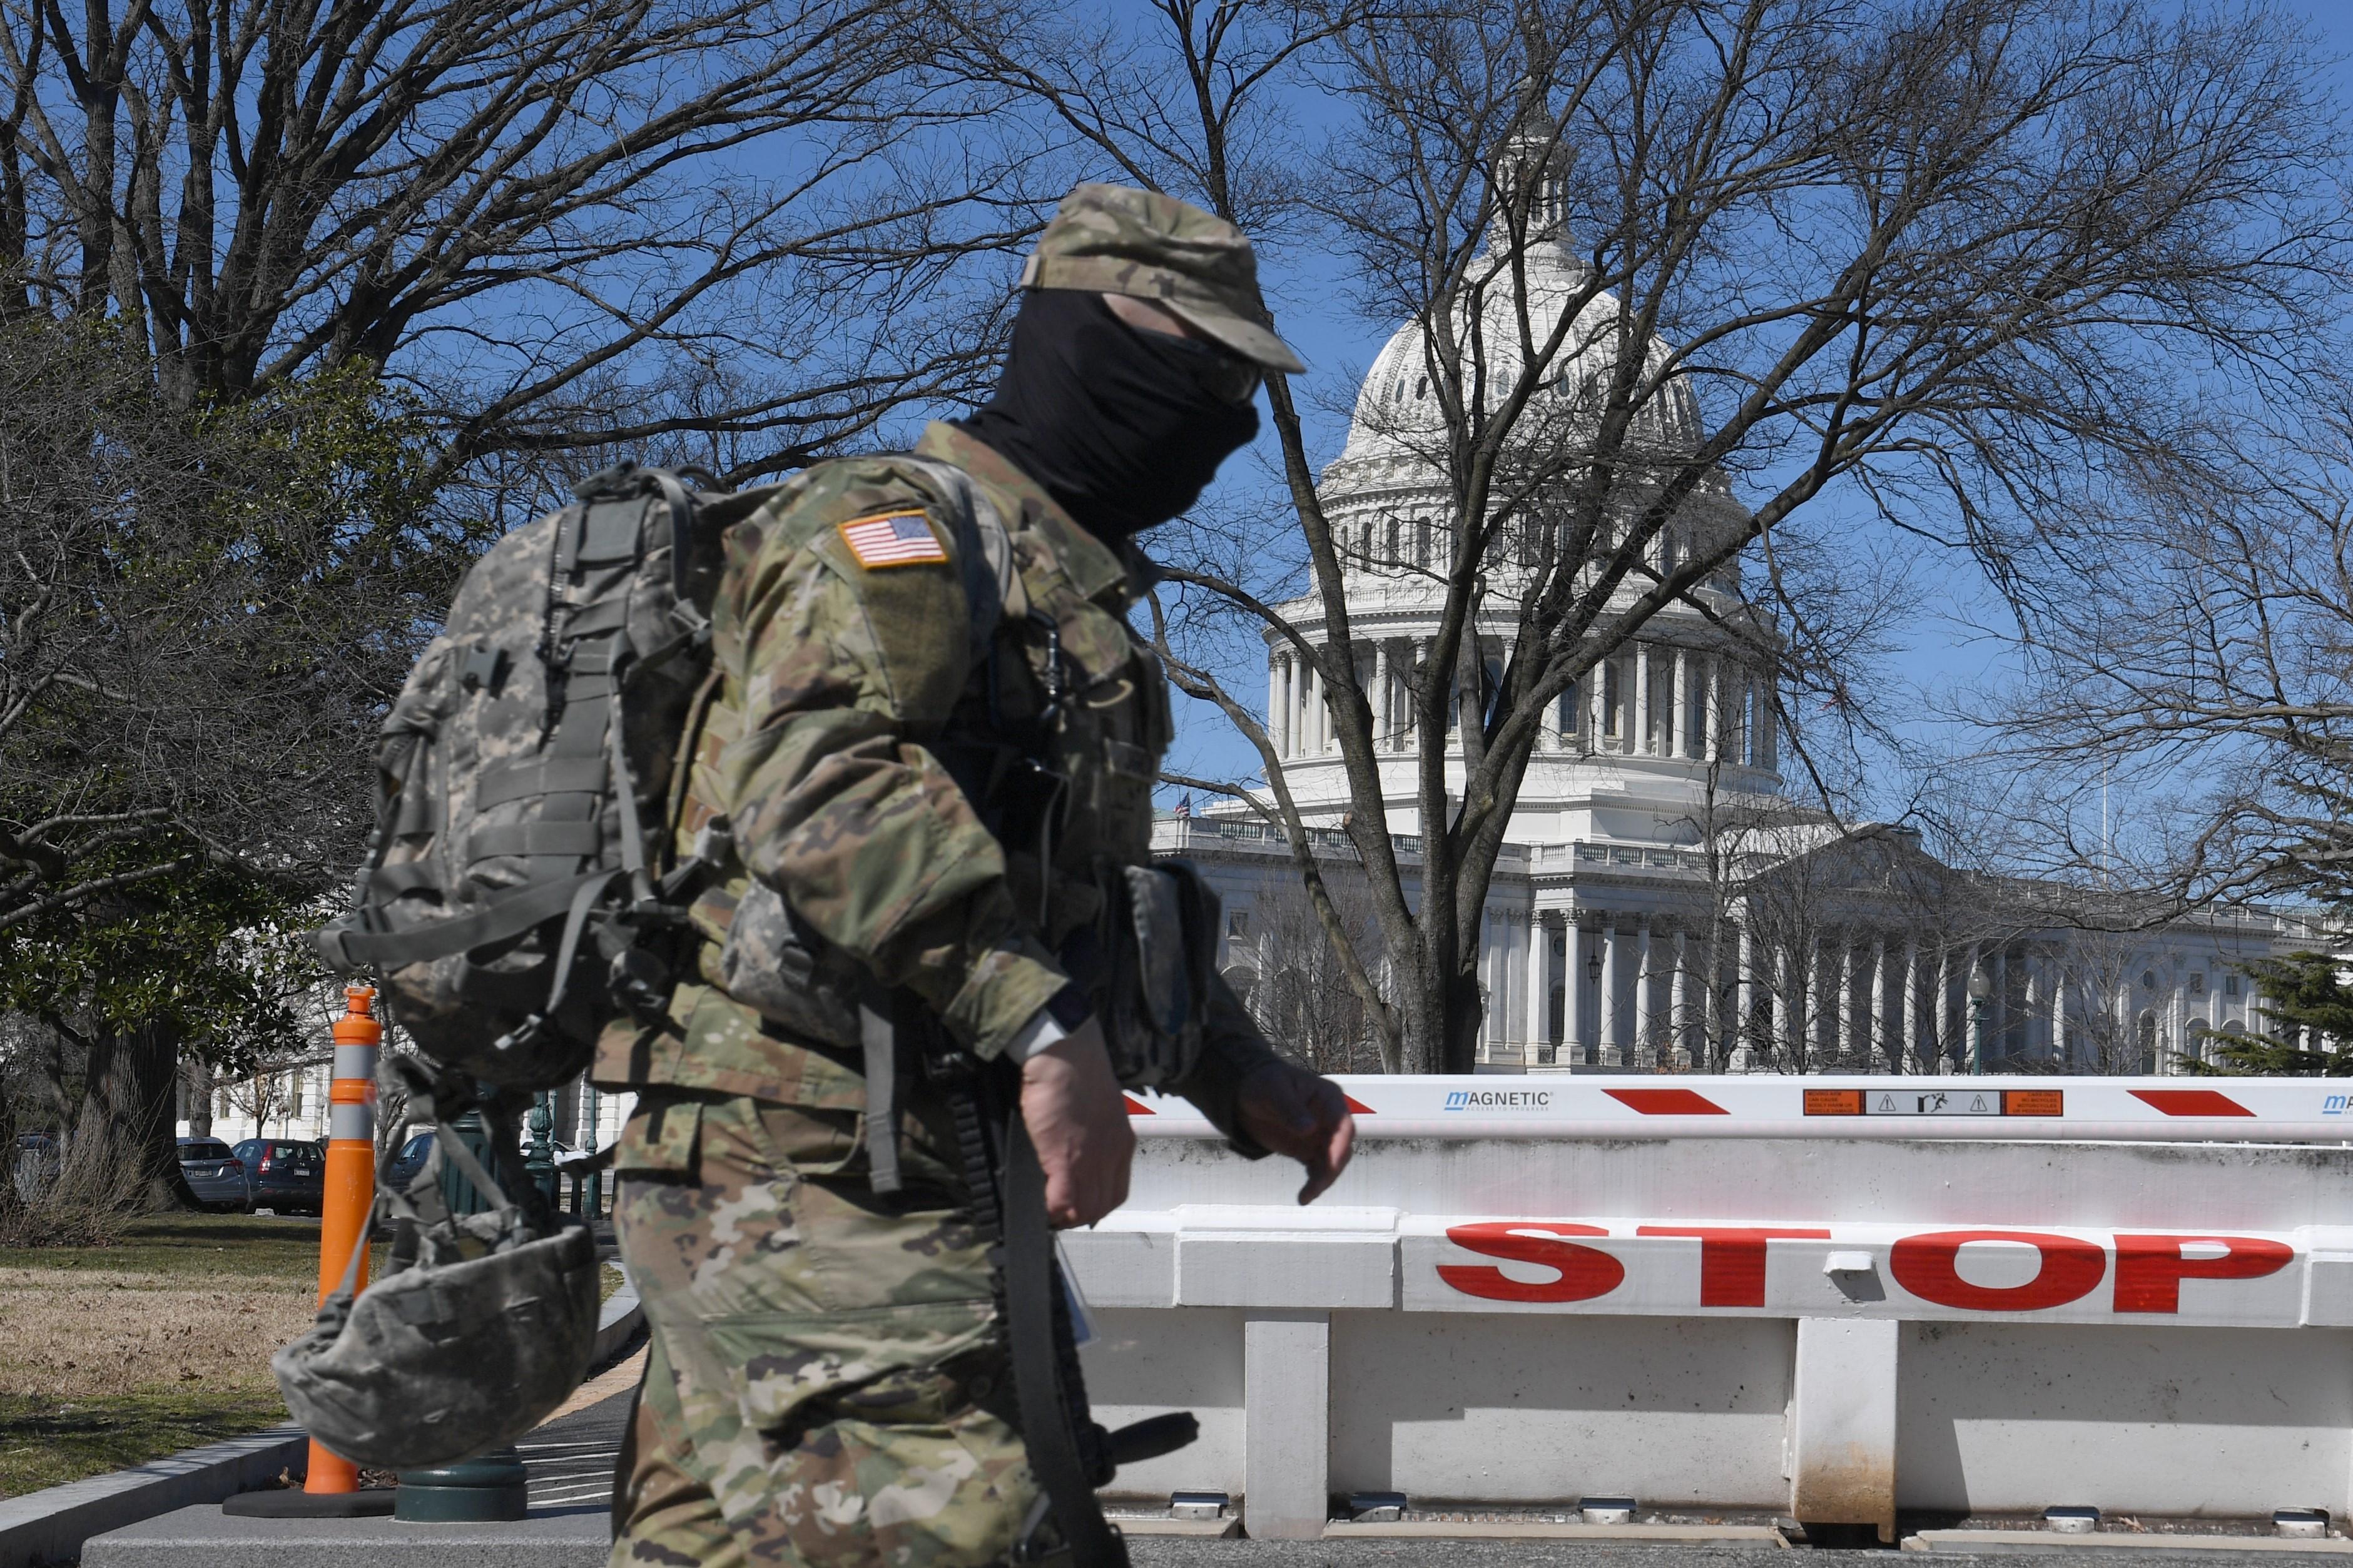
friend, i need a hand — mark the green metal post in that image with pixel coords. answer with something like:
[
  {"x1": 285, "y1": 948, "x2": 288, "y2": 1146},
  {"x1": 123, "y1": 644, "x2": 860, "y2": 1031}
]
[
  {"x1": 526, "y1": 1089, "x2": 556, "y2": 1206},
  {"x1": 581, "y1": 1082, "x2": 602, "y2": 1218},
  {"x1": 398, "y1": 1091, "x2": 527, "y2": 1522}
]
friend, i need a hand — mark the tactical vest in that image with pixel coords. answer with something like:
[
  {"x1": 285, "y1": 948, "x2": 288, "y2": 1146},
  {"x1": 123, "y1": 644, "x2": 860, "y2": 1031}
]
[{"x1": 632, "y1": 443, "x2": 1215, "y2": 1103}]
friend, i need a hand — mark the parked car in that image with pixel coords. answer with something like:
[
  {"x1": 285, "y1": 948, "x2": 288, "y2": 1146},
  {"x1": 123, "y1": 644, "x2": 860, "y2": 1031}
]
[
  {"x1": 231, "y1": 1137, "x2": 325, "y2": 1215},
  {"x1": 176, "y1": 1136, "x2": 252, "y2": 1213},
  {"x1": 382, "y1": 1129, "x2": 435, "y2": 1194},
  {"x1": 377, "y1": 1127, "x2": 578, "y2": 1212}
]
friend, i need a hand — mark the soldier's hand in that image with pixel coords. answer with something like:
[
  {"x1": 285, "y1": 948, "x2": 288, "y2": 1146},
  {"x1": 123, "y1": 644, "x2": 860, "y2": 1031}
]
[
  {"x1": 1235, "y1": 1062, "x2": 1356, "y2": 1205},
  {"x1": 1018, "y1": 1018, "x2": 1137, "y2": 1228}
]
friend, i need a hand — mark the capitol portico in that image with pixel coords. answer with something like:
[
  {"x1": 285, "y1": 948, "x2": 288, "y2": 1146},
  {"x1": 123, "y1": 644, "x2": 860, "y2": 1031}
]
[{"x1": 1157, "y1": 206, "x2": 2299, "y2": 1075}]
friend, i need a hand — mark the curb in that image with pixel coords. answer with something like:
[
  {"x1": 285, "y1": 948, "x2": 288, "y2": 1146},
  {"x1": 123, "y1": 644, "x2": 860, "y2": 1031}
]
[
  {"x1": 1903, "y1": 1532, "x2": 2353, "y2": 1555},
  {"x1": 0, "y1": 1271, "x2": 644, "y2": 1568},
  {"x1": 591, "y1": 1273, "x2": 640, "y2": 1368},
  {"x1": 0, "y1": 1425, "x2": 308, "y2": 1568}
]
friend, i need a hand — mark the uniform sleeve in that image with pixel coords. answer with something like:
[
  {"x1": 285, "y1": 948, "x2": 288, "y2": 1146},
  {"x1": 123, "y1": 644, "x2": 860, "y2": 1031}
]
[
  {"x1": 709, "y1": 490, "x2": 1067, "y2": 1059},
  {"x1": 1166, "y1": 970, "x2": 1286, "y2": 1157}
]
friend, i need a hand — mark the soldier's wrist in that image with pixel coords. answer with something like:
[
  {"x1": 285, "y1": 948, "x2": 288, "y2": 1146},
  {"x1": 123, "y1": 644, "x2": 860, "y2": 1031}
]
[{"x1": 1007, "y1": 985, "x2": 1094, "y2": 1063}]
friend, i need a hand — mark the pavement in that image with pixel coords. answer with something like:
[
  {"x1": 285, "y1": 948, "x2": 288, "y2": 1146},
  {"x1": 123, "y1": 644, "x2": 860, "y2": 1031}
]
[{"x1": 77, "y1": 1384, "x2": 2353, "y2": 1568}]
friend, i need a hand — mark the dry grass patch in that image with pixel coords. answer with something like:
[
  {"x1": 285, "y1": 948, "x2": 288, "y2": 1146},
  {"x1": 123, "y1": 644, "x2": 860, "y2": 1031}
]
[
  {"x1": 0, "y1": 1213, "x2": 375, "y2": 1500},
  {"x1": 0, "y1": 1267, "x2": 317, "y2": 1401}
]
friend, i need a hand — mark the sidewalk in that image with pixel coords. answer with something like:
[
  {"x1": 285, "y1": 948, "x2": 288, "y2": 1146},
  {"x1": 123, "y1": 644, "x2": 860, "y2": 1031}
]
[{"x1": 81, "y1": 1387, "x2": 633, "y2": 1568}]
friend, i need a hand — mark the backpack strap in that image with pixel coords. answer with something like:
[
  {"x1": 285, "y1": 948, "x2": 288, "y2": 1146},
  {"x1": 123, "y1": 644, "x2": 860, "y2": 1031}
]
[{"x1": 317, "y1": 867, "x2": 621, "y2": 971}]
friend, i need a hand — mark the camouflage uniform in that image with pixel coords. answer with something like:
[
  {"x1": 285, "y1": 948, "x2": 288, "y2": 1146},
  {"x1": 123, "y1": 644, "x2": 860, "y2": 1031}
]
[{"x1": 596, "y1": 187, "x2": 1306, "y2": 1567}]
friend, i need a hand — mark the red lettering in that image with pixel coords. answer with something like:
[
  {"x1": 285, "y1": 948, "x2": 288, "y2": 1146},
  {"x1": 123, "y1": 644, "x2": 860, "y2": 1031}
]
[
  {"x1": 1635, "y1": 1227, "x2": 1833, "y2": 1307},
  {"x1": 2113, "y1": 1234, "x2": 2293, "y2": 1314},
  {"x1": 1438, "y1": 1222, "x2": 1625, "y2": 1303},
  {"x1": 1889, "y1": 1229, "x2": 2105, "y2": 1312}
]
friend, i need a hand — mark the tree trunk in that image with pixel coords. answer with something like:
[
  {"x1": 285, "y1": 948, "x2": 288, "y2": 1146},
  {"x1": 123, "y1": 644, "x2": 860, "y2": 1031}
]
[
  {"x1": 81, "y1": 1019, "x2": 196, "y2": 1210},
  {"x1": 185, "y1": 1063, "x2": 213, "y2": 1139},
  {"x1": 1441, "y1": 966, "x2": 1485, "y2": 1075}
]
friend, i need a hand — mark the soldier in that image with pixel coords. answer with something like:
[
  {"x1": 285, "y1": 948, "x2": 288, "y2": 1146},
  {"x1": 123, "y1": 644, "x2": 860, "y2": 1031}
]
[{"x1": 596, "y1": 184, "x2": 1357, "y2": 1568}]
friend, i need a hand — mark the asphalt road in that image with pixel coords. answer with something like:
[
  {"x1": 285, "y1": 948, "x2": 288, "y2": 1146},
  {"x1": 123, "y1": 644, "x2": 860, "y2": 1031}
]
[{"x1": 1132, "y1": 1549, "x2": 2342, "y2": 1567}]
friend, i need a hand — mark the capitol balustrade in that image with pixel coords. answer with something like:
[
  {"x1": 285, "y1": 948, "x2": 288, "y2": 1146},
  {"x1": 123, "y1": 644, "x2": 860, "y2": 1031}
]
[{"x1": 1156, "y1": 817, "x2": 1717, "y2": 875}]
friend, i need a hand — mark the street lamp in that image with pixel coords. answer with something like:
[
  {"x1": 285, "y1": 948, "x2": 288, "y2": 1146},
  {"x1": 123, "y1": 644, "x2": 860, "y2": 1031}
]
[{"x1": 1966, "y1": 971, "x2": 1993, "y2": 1074}]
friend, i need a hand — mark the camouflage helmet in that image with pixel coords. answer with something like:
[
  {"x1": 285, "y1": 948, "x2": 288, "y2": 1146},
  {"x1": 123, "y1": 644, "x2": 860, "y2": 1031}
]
[
  {"x1": 1020, "y1": 183, "x2": 1306, "y2": 373},
  {"x1": 272, "y1": 1120, "x2": 601, "y2": 1470}
]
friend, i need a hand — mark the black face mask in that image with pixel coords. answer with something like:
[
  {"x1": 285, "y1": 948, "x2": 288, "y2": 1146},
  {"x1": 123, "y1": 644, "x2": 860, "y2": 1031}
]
[{"x1": 952, "y1": 290, "x2": 1261, "y2": 542}]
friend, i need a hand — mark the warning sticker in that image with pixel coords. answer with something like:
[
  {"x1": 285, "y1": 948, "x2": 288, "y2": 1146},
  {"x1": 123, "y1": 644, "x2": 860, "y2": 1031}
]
[{"x1": 1804, "y1": 1088, "x2": 2065, "y2": 1117}]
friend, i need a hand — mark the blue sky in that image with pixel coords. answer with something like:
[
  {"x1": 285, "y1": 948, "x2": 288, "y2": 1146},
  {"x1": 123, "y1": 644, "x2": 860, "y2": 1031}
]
[{"x1": 1142, "y1": 0, "x2": 2353, "y2": 843}]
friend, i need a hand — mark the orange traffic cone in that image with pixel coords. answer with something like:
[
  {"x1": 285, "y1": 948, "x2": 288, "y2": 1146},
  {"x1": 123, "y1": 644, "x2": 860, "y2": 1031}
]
[{"x1": 304, "y1": 984, "x2": 380, "y2": 1496}]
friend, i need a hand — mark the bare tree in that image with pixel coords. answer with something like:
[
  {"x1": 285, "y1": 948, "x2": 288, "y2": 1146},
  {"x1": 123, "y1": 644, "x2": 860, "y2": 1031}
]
[
  {"x1": 977, "y1": 0, "x2": 2342, "y2": 1071},
  {"x1": 1966, "y1": 395, "x2": 2353, "y2": 912},
  {"x1": 0, "y1": 0, "x2": 1034, "y2": 478},
  {"x1": 1233, "y1": 861, "x2": 1386, "y2": 1075}
]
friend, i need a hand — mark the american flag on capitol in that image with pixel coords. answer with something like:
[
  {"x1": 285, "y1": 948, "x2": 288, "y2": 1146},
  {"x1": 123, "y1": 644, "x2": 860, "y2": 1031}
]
[{"x1": 838, "y1": 512, "x2": 947, "y2": 569}]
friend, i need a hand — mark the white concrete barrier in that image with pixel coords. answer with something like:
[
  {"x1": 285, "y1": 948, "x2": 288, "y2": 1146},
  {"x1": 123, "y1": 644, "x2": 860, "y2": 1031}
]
[{"x1": 1069, "y1": 1075, "x2": 2353, "y2": 1541}]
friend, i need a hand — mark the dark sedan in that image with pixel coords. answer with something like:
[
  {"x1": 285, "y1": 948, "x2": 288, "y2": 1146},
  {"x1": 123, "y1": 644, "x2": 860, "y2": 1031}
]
[
  {"x1": 231, "y1": 1137, "x2": 325, "y2": 1215},
  {"x1": 176, "y1": 1136, "x2": 252, "y2": 1212},
  {"x1": 382, "y1": 1129, "x2": 435, "y2": 1194}
]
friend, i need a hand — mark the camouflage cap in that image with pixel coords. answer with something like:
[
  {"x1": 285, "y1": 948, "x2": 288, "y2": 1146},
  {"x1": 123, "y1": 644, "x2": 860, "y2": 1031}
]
[{"x1": 1020, "y1": 183, "x2": 1306, "y2": 374}]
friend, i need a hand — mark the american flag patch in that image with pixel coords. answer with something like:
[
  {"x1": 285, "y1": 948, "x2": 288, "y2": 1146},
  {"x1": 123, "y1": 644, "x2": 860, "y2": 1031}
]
[{"x1": 838, "y1": 512, "x2": 947, "y2": 569}]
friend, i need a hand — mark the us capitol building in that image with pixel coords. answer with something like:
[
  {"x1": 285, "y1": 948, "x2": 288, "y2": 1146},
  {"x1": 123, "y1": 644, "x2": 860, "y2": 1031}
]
[{"x1": 1154, "y1": 217, "x2": 2298, "y2": 1076}]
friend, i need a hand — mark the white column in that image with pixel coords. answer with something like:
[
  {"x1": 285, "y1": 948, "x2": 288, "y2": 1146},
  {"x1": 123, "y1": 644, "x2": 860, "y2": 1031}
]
[
  {"x1": 1316, "y1": 654, "x2": 1331, "y2": 752},
  {"x1": 1797, "y1": 934, "x2": 1818, "y2": 1068},
  {"x1": 1837, "y1": 934, "x2": 1857, "y2": 1063},
  {"x1": 1933, "y1": 947, "x2": 1953, "y2": 1070},
  {"x1": 1734, "y1": 921, "x2": 1757, "y2": 1067},
  {"x1": 1902, "y1": 937, "x2": 1921, "y2": 1073},
  {"x1": 1634, "y1": 644, "x2": 1653, "y2": 757},
  {"x1": 1600, "y1": 916, "x2": 1622, "y2": 1065},
  {"x1": 1732, "y1": 667, "x2": 1751, "y2": 766},
  {"x1": 1961, "y1": 942, "x2": 1982, "y2": 1068},
  {"x1": 1525, "y1": 910, "x2": 1551, "y2": 1063},
  {"x1": 1869, "y1": 936, "x2": 1890, "y2": 1070},
  {"x1": 1671, "y1": 648, "x2": 1690, "y2": 759},
  {"x1": 1324, "y1": 659, "x2": 1339, "y2": 753},
  {"x1": 1372, "y1": 642, "x2": 1391, "y2": 750},
  {"x1": 2170, "y1": 964, "x2": 2188, "y2": 1068},
  {"x1": 1673, "y1": 929, "x2": 1693, "y2": 1068},
  {"x1": 1590, "y1": 659, "x2": 1608, "y2": 752},
  {"x1": 2051, "y1": 951, "x2": 2069, "y2": 1066},
  {"x1": 1567, "y1": 920, "x2": 1593, "y2": 1065},
  {"x1": 1244, "y1": 1312, "x2": 1330, "y2": 1539},
  {"x1": 1993, "y1": 947, "x2": 2010, "y2": 1063},
  {"x1": 1293, "y1": 654, "x2": 1306, "y2": 757},
  {"x1": 1279, "y1": 655, "x2": 1294, "y2": 755},
  {"x1": 1633, "y1": 916, "x2": 1655, "y2": 1066},
  {"x1": 1766, "y1": 940, "x2": 1787, "y2": 1068},
  {"x1": 1702, "y1": 656, "x2": 1722, "y2": 762},
  {"x1": 1540, "y1": 669, "x2": 1563, "y2": 751}
]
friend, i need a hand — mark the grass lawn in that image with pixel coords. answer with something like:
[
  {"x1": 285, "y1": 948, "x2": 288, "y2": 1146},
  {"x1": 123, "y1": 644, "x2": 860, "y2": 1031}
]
[
  {"x1": 0, "y1": 1213, "x2": 352, "y2": 1500},
  {"x1": 0, "y1": 1211, "x2": 624, "y2": 1500}
]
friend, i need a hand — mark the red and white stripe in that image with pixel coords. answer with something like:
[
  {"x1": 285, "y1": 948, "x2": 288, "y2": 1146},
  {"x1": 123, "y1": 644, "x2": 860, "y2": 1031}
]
[{"x1": 1121, "y1": 1075, "x2": 2335, "y2": 1143}]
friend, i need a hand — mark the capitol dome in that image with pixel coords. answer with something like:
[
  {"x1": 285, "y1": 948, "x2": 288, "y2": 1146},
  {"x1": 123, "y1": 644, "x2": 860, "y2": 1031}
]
[
  {"x1": 1254, "y1": 213, "x2": 1781, "y2": 852},
  {"x1": 1333, "y1": 233, "x2": 1705, "y2": 477}
]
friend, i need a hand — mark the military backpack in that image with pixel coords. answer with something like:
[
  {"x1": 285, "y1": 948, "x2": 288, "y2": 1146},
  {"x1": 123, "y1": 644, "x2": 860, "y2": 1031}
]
[{"x1": 312, "y1": 459, "x2": 1017, "y2": 1091}]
